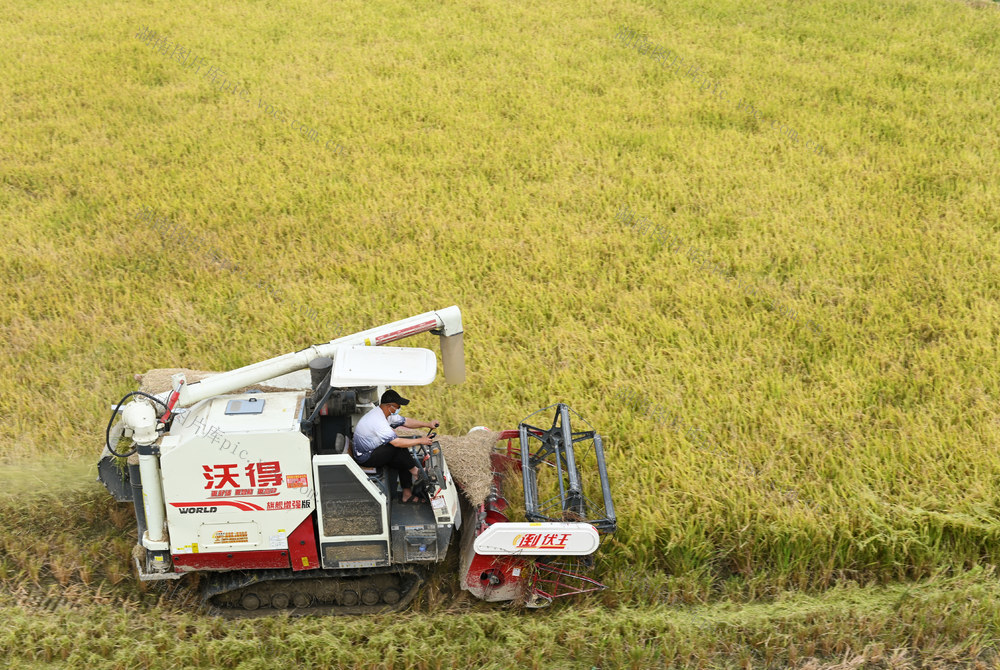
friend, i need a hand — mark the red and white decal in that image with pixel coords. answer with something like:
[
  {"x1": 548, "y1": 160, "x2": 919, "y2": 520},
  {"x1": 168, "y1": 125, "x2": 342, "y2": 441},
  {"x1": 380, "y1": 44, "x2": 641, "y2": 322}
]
[
  {"x1": 473, "y1": 522, "x2": 600, "y2": 556},
  {"x1": 171, "y1": 500, "x2": 264, "y2": 512},
  {"x1": 266, "y1": 499, "x2": 309, "y2": 511},
  {"x1": 209, "y1": 487, "x2": 279, "y2": 498},
  {"x1": 202, "y1": 461, "x2": 284, "y2": 490}
]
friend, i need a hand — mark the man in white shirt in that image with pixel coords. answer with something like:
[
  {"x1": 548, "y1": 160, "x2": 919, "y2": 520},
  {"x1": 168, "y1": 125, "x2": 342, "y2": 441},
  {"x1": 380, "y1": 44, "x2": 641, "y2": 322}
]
[{"x1": 352, "y1": 389, "x2": 439, "y2": 503}]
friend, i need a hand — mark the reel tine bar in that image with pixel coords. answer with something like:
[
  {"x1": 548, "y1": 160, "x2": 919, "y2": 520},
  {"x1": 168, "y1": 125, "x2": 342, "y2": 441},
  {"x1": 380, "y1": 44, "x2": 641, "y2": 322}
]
[{"x1": 518, "y1": 403, "x2": 616, "y2": 533}]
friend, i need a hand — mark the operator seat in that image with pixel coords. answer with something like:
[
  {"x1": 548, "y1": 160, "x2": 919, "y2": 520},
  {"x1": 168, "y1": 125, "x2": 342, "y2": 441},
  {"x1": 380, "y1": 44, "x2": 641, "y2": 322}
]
[{"x1": 338, "y1": 433, "x2": 380, "y2": 475}]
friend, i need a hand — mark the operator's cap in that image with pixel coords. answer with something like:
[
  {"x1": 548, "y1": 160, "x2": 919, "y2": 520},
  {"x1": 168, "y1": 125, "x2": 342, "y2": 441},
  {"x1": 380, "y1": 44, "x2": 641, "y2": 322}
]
[{"x1": 380, "y1": 389, "x2": 410, "y2": 406}]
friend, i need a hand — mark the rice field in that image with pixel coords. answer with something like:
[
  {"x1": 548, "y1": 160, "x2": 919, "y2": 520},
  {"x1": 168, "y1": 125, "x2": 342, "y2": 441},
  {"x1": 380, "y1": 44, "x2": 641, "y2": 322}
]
[{"x1": 2, "y1": 0, "x2": 1000, "y2": 666}]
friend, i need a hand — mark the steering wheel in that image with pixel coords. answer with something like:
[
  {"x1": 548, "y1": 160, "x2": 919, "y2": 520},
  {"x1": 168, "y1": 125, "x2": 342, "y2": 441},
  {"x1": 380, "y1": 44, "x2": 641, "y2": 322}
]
[{"x1": 409, "y1": 426, "x2": 441, "y2": 498}]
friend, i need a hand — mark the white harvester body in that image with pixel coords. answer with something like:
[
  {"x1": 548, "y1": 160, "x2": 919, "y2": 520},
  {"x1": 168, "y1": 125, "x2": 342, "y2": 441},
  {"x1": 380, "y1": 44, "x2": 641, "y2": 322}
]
[
  {"x1": 99, "y1": 305, "x2": 612, "y2": 613},
  {"x1": 159, "y1": 391, "x2": 314, "y2": 563}
]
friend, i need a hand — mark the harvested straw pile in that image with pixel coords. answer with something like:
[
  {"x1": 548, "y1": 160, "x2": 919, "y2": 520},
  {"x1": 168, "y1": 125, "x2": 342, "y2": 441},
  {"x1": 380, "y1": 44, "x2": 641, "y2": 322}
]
[
  {"x1": 136, "y1": 369, "x2": 302, "y2": 396},
  {"x1": 136, "y1": 369, "x2": 217, "y2": 395},
  {"x1": 426, "y1": 430, "x2": 500, "y2": 506}
]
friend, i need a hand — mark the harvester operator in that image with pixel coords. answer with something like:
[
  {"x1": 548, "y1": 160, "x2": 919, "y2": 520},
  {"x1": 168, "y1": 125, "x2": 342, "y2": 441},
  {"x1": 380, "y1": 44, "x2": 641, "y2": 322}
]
[{"x1": 352, "y1": 390, "x2": 439, "y2": 504}]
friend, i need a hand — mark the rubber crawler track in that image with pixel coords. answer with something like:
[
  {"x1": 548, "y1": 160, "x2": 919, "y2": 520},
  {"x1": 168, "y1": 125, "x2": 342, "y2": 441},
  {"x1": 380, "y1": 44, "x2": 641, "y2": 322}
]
[{"x1": 200, "y1": 566, "x2": 426, "y2": 618}]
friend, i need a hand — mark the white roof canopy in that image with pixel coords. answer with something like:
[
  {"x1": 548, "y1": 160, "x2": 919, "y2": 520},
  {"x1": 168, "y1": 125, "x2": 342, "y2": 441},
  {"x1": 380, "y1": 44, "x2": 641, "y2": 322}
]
[{"x1": 330, "y1": 345, "x2": 437, "y2": 386}]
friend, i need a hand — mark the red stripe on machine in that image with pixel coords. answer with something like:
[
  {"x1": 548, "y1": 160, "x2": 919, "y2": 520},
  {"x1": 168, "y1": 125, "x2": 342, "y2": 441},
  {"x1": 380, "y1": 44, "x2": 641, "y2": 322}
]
[
  {"x1": 375, "y1": 319, "x2": 438, "y2": 345},
  {"x1": 171, "y1": 501, "x2": 264, "y2": 511},
  {"x1": 173, "y1": 549, "x2": 290, "y2": 571}
]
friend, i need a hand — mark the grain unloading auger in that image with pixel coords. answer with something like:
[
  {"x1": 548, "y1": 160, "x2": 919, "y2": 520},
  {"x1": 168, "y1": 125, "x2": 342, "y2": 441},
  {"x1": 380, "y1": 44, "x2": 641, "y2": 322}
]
[{"x1": 97, "y1": 306, "x2": 616, "y2": 614}]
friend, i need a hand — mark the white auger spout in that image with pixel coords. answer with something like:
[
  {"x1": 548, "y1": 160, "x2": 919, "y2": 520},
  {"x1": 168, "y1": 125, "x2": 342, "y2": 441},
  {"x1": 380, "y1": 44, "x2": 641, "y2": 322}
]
[{"x1": 170, "y1": 305, "x2": 464, "y2": 408}]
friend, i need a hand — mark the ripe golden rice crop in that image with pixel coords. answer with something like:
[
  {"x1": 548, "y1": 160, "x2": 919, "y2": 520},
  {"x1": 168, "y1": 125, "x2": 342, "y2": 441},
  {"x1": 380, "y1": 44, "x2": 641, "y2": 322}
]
[{"x1": 1, "y1": 0, "x2": 999, "y2": 666}]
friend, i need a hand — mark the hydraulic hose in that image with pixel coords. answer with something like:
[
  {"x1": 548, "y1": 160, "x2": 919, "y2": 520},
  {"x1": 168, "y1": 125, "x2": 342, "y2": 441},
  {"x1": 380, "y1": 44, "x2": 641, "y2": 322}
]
[{"x1": 105, "y1": 391, "x2": 169, "y2": 458}]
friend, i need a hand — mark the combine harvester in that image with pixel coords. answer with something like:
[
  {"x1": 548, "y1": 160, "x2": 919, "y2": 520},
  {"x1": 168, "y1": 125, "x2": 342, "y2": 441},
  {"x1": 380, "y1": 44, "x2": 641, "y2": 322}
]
[{"x1": 97, "y1": 306, "x2": 616, "y2": 614}]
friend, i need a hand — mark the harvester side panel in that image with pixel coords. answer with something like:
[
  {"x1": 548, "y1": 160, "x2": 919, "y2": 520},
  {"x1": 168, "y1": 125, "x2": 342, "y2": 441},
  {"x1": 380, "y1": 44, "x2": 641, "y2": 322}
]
[
  {"x1": 312, "y1": 455, "x2": 391, "y2": 569},
  {"x1": 159, "y1": 391, "x2": 316, "y2": 567}
]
